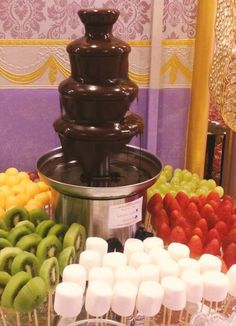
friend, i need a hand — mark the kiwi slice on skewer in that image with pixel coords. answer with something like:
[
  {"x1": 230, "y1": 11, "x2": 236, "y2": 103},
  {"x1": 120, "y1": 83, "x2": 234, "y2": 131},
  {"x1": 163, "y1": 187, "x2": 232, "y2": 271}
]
[
  {"x1": 16, "y1": 233, "x2": 42, "y2": 255},
  {"x1": 0, "y1": 247, "x2": 23, "y2": 274},
  {"x1": 36, "y1": 235, "x2": 62, "y2": 264},
  {"x1": 0, "y1": 271, "x2": 11, "y2": 303},
  {"x1": 0, "y1": 238, "x2": 12, "y2": 250},
  {"x1": 58, "y1": 246, "x2": 76, "y2": 275},
  {"x1": 48, "y1": 223, "x2": 68, "y2": 241},
  {"x1": 7, "y1": 226, "x2": 32, "y2": 246},
  {"x1": 29, "y1": 208, "x2": 49, "y2": 225},
  {"x1": 63, "y1": 223, "x2": 86, "y2": 258},
  {"x1": 1, "y1": 271, "x2": 31, "y2": 309},
  {"x1": 0, "y1": 219, "x2": 8, "y2": 231},
  {"x1": 13, "y1": 276, "x2": 47, "y2": 312},
  {"x1": 4, "y1": 207, "x2": 29, "y2": 229},
  {"x1": 35, "y1": 219, "x2": 55, "y2": 237},
  {"x1": 39, "y1": 257, "x2": 59, "y2": 291},
  {"x1": 0, "y1": 229, "x2": 8, "y2": 238},
  {"x1": 11, "y1": 252, "x2": 39, "y2": 276},
  {"x1": 15, "y1": 220, "x2": 35, "y2": 232}
]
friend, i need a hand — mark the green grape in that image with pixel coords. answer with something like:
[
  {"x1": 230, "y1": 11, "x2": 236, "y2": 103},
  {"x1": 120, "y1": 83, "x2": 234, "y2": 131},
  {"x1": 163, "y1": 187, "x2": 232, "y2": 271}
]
[
  {"x1": 214, "y1": 186, "x2": 224, "y2": 197},
  {"x1": 196, "y1": 187, "x2": 209, "y2": 196},
  {"x1": 169, "y1": 190, "x2": 177, "y2": 197},
  {"x1": 170, "y1": 176, "x2": 180, "y2": 185},
  {"x1": 207, "y1": 179, "x2": 217, "y2": 189},
  {"x1": 183, "y1": 170, "x2": 192, "y2": 182},
  {"x1": 199, "y1": 179, "x2": 209, "y2": 188},
  {"x1": 173, "y1": 168, "x2": 183, "y2": 179},
  {"x1": 163, "y1": 165, "x2": 173, "y2": 181},
  {"x1": 156, "y1": 175, "x2": 167, "y2": 185},
  {"x1": 158, "y1": 184, "x2": 170, "y2": 195}
]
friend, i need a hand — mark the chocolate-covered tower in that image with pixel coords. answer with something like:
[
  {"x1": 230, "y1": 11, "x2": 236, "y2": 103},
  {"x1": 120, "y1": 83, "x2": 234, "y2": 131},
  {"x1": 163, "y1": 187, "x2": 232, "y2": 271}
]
[{"x1": 54, "y1": 9, "x2": 143, "y2": 184}]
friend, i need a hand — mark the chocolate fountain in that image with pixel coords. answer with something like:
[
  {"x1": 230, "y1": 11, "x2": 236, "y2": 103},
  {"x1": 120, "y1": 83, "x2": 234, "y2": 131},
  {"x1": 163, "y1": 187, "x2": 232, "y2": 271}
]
[{"x1": 37, "y1": 9, "x2": 162, "y2": 242}]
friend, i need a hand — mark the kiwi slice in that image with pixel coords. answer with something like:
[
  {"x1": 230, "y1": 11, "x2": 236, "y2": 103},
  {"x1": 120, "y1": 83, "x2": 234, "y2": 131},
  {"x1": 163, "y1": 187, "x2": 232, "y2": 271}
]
[
  {"x1": 13, "y1": 276, "x2": 46, "y2": 312},
  {"x1": 48, "y1": 223, "x2": 68, "y2": 241},
  {"x1": 35, "y1": 219, "x2": 55, "y2": 237},
  {"x1": 11, "y1": 252, "x2": 39, "y2": 277},
  {"x1": 0, "y1": 271, "x2": 11, "y2": 303},
  {"x1": 29, "y1": 208, "x2": 49, "y2": 225},
  {"x1": 36, "y1": 235, "x2": 62, "y2": 264},
  {"x1": 63, "y1": 223, "x2": 86, "y2": 258},
  {"x1": 0, "y1": 229, "x2": 8, "y2": 238},
  {"x1": 7, "y1": 226, "x2": 32, "y2": 246},
  {"x1": 4, "y1": 207, "x2": 29, "y2": 229},
  {"x1": 1, "y1": 271, "x2": 31, "y2": 309},
  {"x1": 0, "y1": 247, "x2": 23, "y2": 274},
  {"x1": 0, "y1": 238, "x2": 13, "y2": 250},
  {"x1": 39, "y1": 257, "x2": 59, "y2": 291},
  {"x1": 58, "y1": 246, "x2": 76, "y2": 275},
  {"x1": 0, "y1": 219, "x2": 8, "y2": 231},
  {"x1": 15, "y1": 220, "x2": 35, "y2": 232},
  {"x1": 16, "y1": 233, "x2": 42, "y2": 254}
]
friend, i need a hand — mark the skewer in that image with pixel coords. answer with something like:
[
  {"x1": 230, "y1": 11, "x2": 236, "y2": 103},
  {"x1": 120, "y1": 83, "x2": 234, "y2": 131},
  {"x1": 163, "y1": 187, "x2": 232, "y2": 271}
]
[
  {"x1": 208, "y1": 301, "x2": 213, "y2": 315},
  {"x1": 162, "y1": 306, "x2": 167, "y2": 325},
  {"x1": 167, "y1": 309, "x2": 172, "y2": 326},
  {"x1": 223, "y1": 297, "x2": 231, "y2": 314},
  {"x1": 0, "y1": 308, "x2": 7, "y2": 326},
  {"x1": 144, "y1": 316, "x2": 149, "y2": 326},
  {"x1": 201, "y1": 299, "x2": 205, "y2": 312},
  {"x1": 28, "y1": 311, "x2": 32, "y2": 323},
  {"x1": 179, "y1": 309, "x2": 184, "y2": 322},
  {"x1": 34, "y1": 309, "x2": 39, "y2": 326},
  {"x1": 185, "y1": 311, "x2": 189, "y2": 324},
  {"x1": 16, "y1": 312, "x2": 21, "y2": 326},
  {"x1": 48, "y1": 291, "x2": 53, "y2": 326}
]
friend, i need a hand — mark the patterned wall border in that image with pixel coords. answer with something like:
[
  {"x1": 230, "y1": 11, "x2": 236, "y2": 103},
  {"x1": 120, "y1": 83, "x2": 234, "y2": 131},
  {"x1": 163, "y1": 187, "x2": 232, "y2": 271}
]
[{"x1": 0, "y1": 39, "x2": 195, "y2": 89}]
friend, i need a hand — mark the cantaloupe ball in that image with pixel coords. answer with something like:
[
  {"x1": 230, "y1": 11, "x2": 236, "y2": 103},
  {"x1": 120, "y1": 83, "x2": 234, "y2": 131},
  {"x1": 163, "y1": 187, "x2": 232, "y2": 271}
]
[
  {"x1": 26, "y1": 183, "x2": 39, "y2": 198},
  {"x1": 0, "y1": 173, "x2": 7, "y2": 186},
  {"x1": 5, "y1": 167, "x2": 19, "y2": 176},
  {"x1": 11, "y1": 184, "x2": 24, "y2": 195},
  {"x1": 18, "y1": 171, "x2": 30, "y2": 181},
  {"x1": 5, "y1": 175, "x2": 19, "y2": 187},
  {"x1": 0, "y1": 193, "x2": 6, "y2": 209},
  {"x1": 34, "y1": 192, "x2": 51, "y2": 206},
  {"x1": 0, "y1": 186, "x2": 12, "y2": 198},
  {"x1": 37, "y1": 181, "x2": 49, "y2": 192},
  {"x1": 5, "y1": 195, "x2": 20, "y2": 209},
  {"x1": 0, "y1": 207, "x2": 5, "y2": 218},
  {"x1": 17, "y1": 193, "x2": 29, "y2": 206},
  {"x1": 25, "y1": 198, "x2": 42, "y2": 210}
]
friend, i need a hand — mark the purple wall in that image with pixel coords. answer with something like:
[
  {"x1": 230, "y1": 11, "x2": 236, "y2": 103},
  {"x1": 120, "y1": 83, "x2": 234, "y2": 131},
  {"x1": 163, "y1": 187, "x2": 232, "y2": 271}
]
[{"x1": 0, "y1": 88, "x2": 190, "y2": 171}]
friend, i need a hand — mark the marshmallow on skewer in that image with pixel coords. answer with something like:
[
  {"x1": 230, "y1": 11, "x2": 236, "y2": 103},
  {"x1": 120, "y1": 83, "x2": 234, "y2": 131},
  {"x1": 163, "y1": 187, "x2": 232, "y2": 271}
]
[
  {"x1": 168, "y1": 242, "x2": 190, "y2": 261},
  {"x1": 158, "y1": 258, "x2": 179, "y2": 279},
  {"x1": 54, "y1": 282, "x2": 84, "y2": 318},
  {"x1": 62, "y1": 264, "x2": 87, "y2": 291},
  {"x1": 199, "y1": 254, "x2": 222, "y2": 273},
  {"x1": 161, "y1": 276, "x2": 186, "y2": 311},
  {"x1": 89, "y1": 266, "x2": 114, "y2": 287},
  {"x1": 178, "y1": 258, "x2": 200, "y2": 275},
  {"x1": 85, "y1": 280, "x2": 112, "y2": 317},
  {"x1": 149, "y1": 247, "x2": 170, "y2": 265},
  {"x1": 129, "y1": 251, "x2": 151, "y2": 269},
  {"x1": 181, "y1": 270, "x2": 203, "y2": 303},
  {"x1": 136, "y1": 281, "x2": 164, "y2": 317},
  {"x1": 112, "y1": 281, "x2": 138, "y2": 317},
  {"x1": 79, "y1": 250, "x2": 102, "y2": 279},
  {"x1": 124, "y1": 238, "x2": 144, "y2": 263},
  {"x1": 115, "y1": 266, "x2": 139, "y2": 287},
  {"x1": 143, "y1": 237, "x2": 164, "y2": 253},
  {"x1": 227, "y1": 264, "x2": 236, "y2": 297},
  {"x1": 103, "y1": 252, "x2": 127, "y2": 271},
  {"x1": 137, "y1": 264, "x2": 160, "y2": 283},
  {"x1": 85, "y1": 237, "x2": 108, "y2": 257},
  {"x1": 202, "y1": 271, "x2": 229, "y2": 302}
]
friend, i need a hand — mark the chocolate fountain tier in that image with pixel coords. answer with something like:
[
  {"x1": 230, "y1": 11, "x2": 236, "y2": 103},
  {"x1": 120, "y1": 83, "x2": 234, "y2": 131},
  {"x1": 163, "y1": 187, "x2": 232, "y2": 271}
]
[{"x1": 59, "y1": 77, "x2": 138, "y2": 123}]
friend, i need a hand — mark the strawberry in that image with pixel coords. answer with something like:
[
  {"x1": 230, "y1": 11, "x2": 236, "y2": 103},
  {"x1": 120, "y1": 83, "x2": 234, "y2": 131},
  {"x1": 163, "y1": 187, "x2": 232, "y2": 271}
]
[
  {"x1": 151, "y1": 208, "x2": 169, "y2": 230},
  {"x1": 222, "y1": 227, "x2": 236, "y2": 250},
  {"x1": 184, "y1": 202, "x2": 198, "y2": 223},
  {"x1": 203, "y1": 238, "x2": 221, "y2": 256},
  {"x1": 192, "y1": 227, "x2": 203, "y2": 240},
  {"x1": 207, "y1": 191, "x2": 221, "y2": 205},
  {"x1": 147, "y1": 193, "x2": 162, "y2": 213},
  {"x1": 169, "y1": 226, "x2": 187, "y2": 244},
  {"x1": 176, "y1": 191, "x2": 189, "y2": 210},
  {"x1": 201, "y1": 204, "x2": 218, "y2": 229},
  {"x1": 169, "y1": 209, "x2": 184, "y2": 227},
  {"x1": 163, "y1": 193, "x2": 181, "y2": 214},
  {"x1": 199, "y1": 194, "x2": 207, "y2": 207},
  {"x1": 196, "y1": 218, "x2": 208, "y2": 240},
  {"x1": 163, "y1": 193, "x2": 175, "y2": 210},
  {"x1": 156, "y1": 223, "x2": 171, "y2": 245},
  {"x1": 207, "y1": 199, "x2": 219, "y2": 212},
  {"x1": 217, "y1": 256, "x2": 228, "y2": 273},
  {"x1": 215, "y1": 220, "x2": 228, "y2": 239},
  {"x1": 217, "y1": 201, "x2": 233, "y2": 222},
  {"x1": 222, "y1": 242, "x2": 236, "y2": 269},
  {"x1": 188, "y1": 235, "x2": 203, "y2": 258},
  {"x1": 205, "y1": 228, "x2": 221, "y2": 245},
  {"x1": 189, "y1": 196, "x2": 203, "y2": 211},
  {"x1": 229, "y1": 214, "x2": 236, "y2": 227},
  {"x1": 151, "y1": 201, "x2": 164, "y2": 217}
]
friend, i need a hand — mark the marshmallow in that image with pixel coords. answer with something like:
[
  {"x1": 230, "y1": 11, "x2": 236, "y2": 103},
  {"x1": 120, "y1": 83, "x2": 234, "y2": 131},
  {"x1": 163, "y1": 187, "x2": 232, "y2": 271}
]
[
  {"x1": 124, "y1": 238, "x2": 144, "y2": 262},
  {"x1": 143, "y1": 237, "x2": 164, "y2": 253},
  {"x1": 178, "y1": 258, "x2": 200, "y2": 275},
  {"x1": 168, "y1": 242, "x2": 190, "y2": 261},
  {"x1": 103, "y1": 252, "x2": 127, "y2": 271},
  {"x1": 89, "y1": 266, "x2": 114, "y2": 287},
  {"x1": 161, "y1": 276, "x2": 186, "y2": 311},
  {"x1": 137, "y1": 264, "x2": 160, "y2": 283},
  {"x1": 158, "y1": 258, "x2": 179, "y2": 279},
  {"x1": 149, "y1": 247, "x2": 170, "y2": 265},
  {"x1": 115, "y1": 266, "x2": 139, "y2": 287},
  {"x1": 181, "y1": 270, "x2": 203, "y2": 303},
  {"x1": 62, "y1": 264, "x2": 86, "y2": 291},
  {"x1": 54, "y1": 282, "x2": 84, "y2": 318},
  {"x1": 79, "y1": 250, "x2": 102, "y2": 279},
  {"x1": 227, "y1": 264, "x2": 236, "y2": 297},
  {"x1": 136, "y1": 281, "x2": 164, "y2": 317},
  {"x1": 85, "y1": 280, "x2": 112, "y2": 317},
  {"x1": 85, "y1": 237, "x2": 108, "y2": 256},
  {"x1": 199, "y1": 254, "x2": 222, "y2": 273},
  {"x1": 112, "y1": 281, "x2": 138, "y2": 317},
  {"x1": 129, "y1": 251, "x2": 151, "y2": 269},
  {"x1": 203, "y1": 271, "x2": 229, "y2": 302}
]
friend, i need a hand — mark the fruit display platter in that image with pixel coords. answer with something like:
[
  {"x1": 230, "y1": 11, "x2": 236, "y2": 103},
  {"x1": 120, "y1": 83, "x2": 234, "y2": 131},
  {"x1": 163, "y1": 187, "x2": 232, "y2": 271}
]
[{"x1": 0, "y1": 166, "x2": 236, "y2": 326}]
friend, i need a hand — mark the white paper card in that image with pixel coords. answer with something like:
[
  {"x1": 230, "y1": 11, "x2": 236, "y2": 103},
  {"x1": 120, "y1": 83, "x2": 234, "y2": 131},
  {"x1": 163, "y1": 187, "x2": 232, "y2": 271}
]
[{"x1": 108, "y1": 197, "x2": 143, "y2": 229}]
